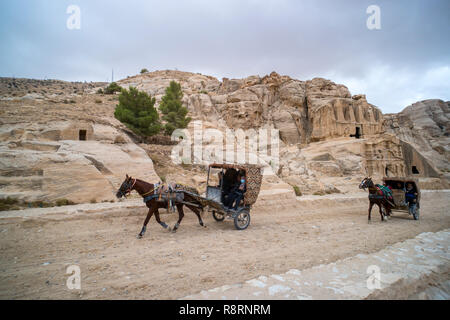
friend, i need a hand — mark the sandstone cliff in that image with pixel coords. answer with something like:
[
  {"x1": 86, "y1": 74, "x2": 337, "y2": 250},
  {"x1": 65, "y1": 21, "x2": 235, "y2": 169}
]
[
  {"x1": 0, "y1": 72, "x2": 447, "y2": 206},
  {"x1": 0, "y1": 82, "x2": 159, "y2": 203},
  {"x1": 118, "y1": 70, "x2": 443, "y2": 193},
  {"x1": 118, "y1": 70, "x2": 384, "y2": 145},
  {"x1": 384, "y1": 99, "x2": 450, "y2": 178}
]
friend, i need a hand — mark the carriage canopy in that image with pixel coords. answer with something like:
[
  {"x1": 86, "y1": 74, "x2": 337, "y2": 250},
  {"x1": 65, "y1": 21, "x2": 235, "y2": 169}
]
[
  {"x1": 208, "y1": 163, "x2": 264, "y2": 206},
  {"x1": 382, "y1": 176, "x2": 421, "y2": 204}
]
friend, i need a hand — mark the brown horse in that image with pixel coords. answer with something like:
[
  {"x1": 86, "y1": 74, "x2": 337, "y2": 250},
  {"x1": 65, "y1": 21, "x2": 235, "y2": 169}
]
[
  {"x1": 116, "y1": 175, "x2": 206, "y2": 238},
  {"x1": 359, "y1": 177, "x2": 393, "y2": 222}
]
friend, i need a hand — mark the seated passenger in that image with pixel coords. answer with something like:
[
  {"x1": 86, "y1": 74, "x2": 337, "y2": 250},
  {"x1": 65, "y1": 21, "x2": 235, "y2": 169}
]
[
  {"x1": 221, "y1": 169, "x2": 237, "y2": 203},
  {"x1": 405, "y1": 183, "x2": 417, "y2": 208},
  {"x1": 224, "y1": 174, "x2": 247, "y2": 211}
]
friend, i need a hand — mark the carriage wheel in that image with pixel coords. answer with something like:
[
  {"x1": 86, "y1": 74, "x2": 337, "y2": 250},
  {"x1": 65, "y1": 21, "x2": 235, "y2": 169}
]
[
  {"x1": 413, "y1": 208, "x2": 420, "y2": 220},
  {"x1": 234, "y1": 211, "x2": 250, "y2": 230},
  {"x1": 212, "y1": 210, "x2": 225, "y2": 222}
]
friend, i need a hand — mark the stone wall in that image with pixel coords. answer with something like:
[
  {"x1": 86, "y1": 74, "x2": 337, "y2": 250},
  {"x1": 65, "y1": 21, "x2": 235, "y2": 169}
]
[
  {"x1": 308, "y1": 94, "x2": 384, "y2": 142},
  {"x1": 384, "y1": 99, "x2": 449, "y2": 178},
  {"x1": 60, "y1": 122, "x2": 94, "y2": 141},
  {"x1": 363, "y1": 134, "x2": 439, "y2": 178},
  {"x1": 400, "y1": 140, "x2": 440, "y2": 178}
]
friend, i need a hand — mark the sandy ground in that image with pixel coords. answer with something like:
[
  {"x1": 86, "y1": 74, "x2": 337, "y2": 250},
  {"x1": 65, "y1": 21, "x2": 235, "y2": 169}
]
[
  {"x1": 185, "y1": 229, "x2": 450, "y2": 300},
  {"x1": 0, "y1": 191, "x2": 449, "y2": 299}
]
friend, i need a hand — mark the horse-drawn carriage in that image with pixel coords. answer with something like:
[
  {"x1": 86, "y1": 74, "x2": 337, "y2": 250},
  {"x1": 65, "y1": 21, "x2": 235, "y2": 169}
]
[
  {"x1": 359, "y1": 176, "x2": 421, "y2": 221},
  {"x1": 186, "y1": 163, "x2": 263, "y2": 230},
  {"x1": 382, "y1": 177, "x2": 421, "y2": 220},
  {"x1": 116, "y1": 163, "x2": 263, "y2": 238}
]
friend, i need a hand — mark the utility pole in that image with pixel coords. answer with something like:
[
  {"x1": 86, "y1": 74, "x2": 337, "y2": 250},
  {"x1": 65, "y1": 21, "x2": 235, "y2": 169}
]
[{"x1": 111, "y1": 69, "x2": 114, "y2": 83}]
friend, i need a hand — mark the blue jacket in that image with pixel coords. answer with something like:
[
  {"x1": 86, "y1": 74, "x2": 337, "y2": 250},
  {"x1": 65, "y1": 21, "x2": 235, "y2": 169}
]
[
  {"x1": 405, "y1": 189, "x2": 416, "y2": 201},
  {"x1": 231, "y1": 182, "x2": 246, "y2": 195}
]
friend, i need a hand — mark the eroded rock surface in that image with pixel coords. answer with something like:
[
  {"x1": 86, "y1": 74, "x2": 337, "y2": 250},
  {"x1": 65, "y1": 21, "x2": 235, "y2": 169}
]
[
  {"x1": 384, "y1": 99, "x2": 450, "y2": 178},
  {"x1": 0, "y1": 72, "x2": 448, "y2": 203},
  {"x1": 118, "y1": 71, "x2": 384, "y2": 145}
]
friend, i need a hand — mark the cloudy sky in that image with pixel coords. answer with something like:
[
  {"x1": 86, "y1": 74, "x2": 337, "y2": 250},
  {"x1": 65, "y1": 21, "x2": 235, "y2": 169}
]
[{"x1": 0, "y1": 0, "x2": 449, "y2": 113}]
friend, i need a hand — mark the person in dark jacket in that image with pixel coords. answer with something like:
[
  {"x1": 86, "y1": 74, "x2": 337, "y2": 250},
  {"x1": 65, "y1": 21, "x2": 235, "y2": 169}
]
[
  {"x1": 221, "y1": 169, "x2": 237, "y2": 203},
  {"x1": 224, "y1": 174, "x2": 246, "y2": 210},
  {"x1": 405, "y1": 183, "x2": 418, "y2": 214}
]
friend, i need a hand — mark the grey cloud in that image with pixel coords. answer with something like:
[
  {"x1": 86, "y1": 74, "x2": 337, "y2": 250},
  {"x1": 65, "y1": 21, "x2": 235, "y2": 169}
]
[{"x1": 0, "y1": 0, "x2": 448, "y2": 112}]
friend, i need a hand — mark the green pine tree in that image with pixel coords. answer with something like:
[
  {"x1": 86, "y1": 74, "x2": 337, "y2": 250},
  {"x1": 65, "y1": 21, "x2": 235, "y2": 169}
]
[
  {"x1": 159, "y1": 81, "x2": 191, "y2": 135},
  {"x1": 114, "y1": 86, "x2": 161, "y2": 136},
  {"x1": 104, "y1": 82, "x2": 122, "y2": 94}
]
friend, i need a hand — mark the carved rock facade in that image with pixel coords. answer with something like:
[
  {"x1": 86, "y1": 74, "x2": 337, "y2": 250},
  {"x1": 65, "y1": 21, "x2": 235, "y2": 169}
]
[{"x1": 118, "y1": 70, "x2": 385, "y2": 145}]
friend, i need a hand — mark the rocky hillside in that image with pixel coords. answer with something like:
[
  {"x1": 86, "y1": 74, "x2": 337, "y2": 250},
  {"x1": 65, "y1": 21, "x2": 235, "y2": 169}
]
[
  {"x1": 0, "y1": 71, "x2": 448, "y2": 206},
  {"x1": 0, "y1": 79, "x2": 159, "y2": 204},
  {"x1": 384, "y1": 99, "x2": 450, "y2": 177},
  {"x1": 118, "y1": 70, "x2": 384, "y2": 145},
  {"x1": 118, "y1": 70, "x2": 446, "y2": 192},
  {"x1": 0, "y1": 77, "x2": 106, "y2": 99}
]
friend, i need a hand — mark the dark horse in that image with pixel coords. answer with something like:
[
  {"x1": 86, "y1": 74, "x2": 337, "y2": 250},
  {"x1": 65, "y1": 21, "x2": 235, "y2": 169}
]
[
  {"x1": 116, "y1": 175, "x2": 205, "y2": 238},
  {"x1": 359, "y1": 177, "x2": 393, "y2": 222}
]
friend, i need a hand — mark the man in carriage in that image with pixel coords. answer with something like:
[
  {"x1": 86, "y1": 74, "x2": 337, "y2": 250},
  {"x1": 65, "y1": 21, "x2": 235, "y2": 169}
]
[
  {"x1": 405, "y1": 182, "x2": 418, "y2": 214},
  {"x1": 224, "y1": 171, "x2": 247, "y2": 211}
]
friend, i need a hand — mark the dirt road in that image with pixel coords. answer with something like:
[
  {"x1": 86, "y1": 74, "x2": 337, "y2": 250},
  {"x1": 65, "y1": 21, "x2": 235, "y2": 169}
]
[{"x1": 0, "y1": 191, "x2": 449, "y2": 299}]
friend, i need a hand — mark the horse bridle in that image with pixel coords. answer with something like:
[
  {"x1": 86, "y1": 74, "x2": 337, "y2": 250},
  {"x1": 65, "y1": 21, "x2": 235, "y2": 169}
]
[
  {"x1": 120, "y1": 178, "x2": 136, "y2": 198},
  {"x1": 359, "y1": 177, "x2": 372, "y2": 190}
]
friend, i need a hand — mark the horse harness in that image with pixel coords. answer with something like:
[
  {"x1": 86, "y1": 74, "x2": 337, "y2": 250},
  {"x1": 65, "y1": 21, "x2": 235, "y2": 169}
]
[
  {"x1": 369, "y1": 184, "x2": 395, "y2": 207},
  {"x1": 142, "y1": 182, "x2": 184, "y2": 213}
]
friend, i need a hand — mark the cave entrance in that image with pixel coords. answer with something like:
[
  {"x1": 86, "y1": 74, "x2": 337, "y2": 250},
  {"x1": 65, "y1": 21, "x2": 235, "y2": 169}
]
[
  {"x1": 79, "y1": 130, "x2": 87, "y2": 141},
  {"x1": 412, "y1": 166, "x2": 420, "y2": 174},
  {"x1": 350, "y1": 126, "x2": 361, "y2": 139}
]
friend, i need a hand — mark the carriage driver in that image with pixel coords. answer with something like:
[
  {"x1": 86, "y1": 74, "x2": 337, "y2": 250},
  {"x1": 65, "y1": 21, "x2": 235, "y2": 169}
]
[
  {"x1": 225, "y1": 173, "x2": 247, "y2": 211},
  {"x1": 405, "y1": 183, "x2": 418, "y2": 213}
]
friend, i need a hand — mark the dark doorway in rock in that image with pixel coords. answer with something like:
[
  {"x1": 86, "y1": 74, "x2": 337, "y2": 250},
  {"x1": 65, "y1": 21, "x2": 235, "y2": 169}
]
[
  {"x1": 350, "y1": 127, "x2": 361, "y2": 139},
  {"x1": 79, "y1": 130, "x2": 87, "y2": 141},
  {"x1": 385, "y1": 166, "x2": 389, "y2": 176},
  {"x1": 412, "y1": 166, "x2": 419, "y2": 174}
]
